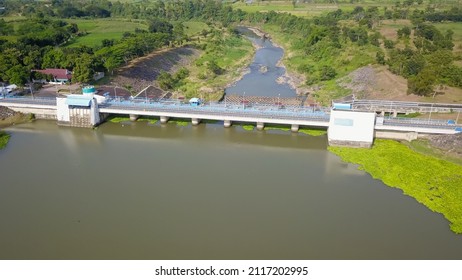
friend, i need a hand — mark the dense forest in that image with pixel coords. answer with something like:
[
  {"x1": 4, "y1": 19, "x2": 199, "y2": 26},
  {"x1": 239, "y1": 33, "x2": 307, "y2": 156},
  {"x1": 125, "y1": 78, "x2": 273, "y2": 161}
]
[{"x1": 1, "y1": 0, "x2": 462, "y2": 98}]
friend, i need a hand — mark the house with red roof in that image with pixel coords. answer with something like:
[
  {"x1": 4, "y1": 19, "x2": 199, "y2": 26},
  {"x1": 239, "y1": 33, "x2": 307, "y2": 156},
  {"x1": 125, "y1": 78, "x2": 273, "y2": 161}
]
[{"x1": 33, "y1": 69, "x2": 72, "y2": 84}]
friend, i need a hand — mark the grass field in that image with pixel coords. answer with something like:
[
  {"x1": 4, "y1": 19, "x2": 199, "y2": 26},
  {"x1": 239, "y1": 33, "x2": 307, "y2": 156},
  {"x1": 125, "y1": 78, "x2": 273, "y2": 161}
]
[
  {"x1": 434, "y1": 22, "x2": 462, "y2": 53},
  {"x1": 182, "y1": 21, "x2": 209, "y2": 36},
  {"x1": 233, "y1": 2, "x2": 339, "y2": 18},
  {"x1": 66, "y1": 19, "x2": 208, "y2": 47},
  {"x1": 378, "y1": 19, "x2": 412, "y2": 41},
  {"x1": 66, "y1": 18, "x2": 147, "y2": 47},
  {"x1": 232, "y1": 1, "x2": 397, "y2": 18}
]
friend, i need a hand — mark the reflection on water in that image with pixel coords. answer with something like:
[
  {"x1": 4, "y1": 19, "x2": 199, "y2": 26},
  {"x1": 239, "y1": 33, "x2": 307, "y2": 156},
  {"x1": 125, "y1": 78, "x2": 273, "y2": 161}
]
[{"x1": 1, "y1": 120, "x2": 462, "y2": 260}]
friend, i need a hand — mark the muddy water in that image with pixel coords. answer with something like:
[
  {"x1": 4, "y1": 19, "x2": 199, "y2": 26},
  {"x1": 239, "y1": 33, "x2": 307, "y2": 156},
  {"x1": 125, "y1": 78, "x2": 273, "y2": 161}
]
[{"x1": 1, "y1": 120, "x2": 462, "y2": 259}]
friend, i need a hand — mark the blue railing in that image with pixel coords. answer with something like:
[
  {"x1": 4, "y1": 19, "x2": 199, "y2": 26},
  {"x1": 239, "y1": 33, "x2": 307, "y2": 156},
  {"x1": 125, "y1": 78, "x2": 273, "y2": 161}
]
[
  {"x1": 0, "y1": 96, "x2": 57, "y2": 105},
  {"x1": 101, "y1": 98, "x2": 330, "y2": 121}
]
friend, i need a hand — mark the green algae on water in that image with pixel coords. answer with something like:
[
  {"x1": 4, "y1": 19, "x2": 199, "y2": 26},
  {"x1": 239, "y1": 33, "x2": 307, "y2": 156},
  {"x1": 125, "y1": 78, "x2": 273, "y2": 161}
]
[
  {"x1": 0, "y1": 131, "x2": 10, "y2": 150},
  {"x1": 328, "y1": 139, "x2": 462, "y2": 234}
]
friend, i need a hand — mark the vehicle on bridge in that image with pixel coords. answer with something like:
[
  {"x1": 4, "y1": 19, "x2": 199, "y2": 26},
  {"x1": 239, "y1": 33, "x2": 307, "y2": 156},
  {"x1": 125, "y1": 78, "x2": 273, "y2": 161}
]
[
  {"x1": 332, "y1": 103, "x2": 352, "y2": 110},
  {"x1": 189, "y1": 98, "x2": 202, "y2": 106}
]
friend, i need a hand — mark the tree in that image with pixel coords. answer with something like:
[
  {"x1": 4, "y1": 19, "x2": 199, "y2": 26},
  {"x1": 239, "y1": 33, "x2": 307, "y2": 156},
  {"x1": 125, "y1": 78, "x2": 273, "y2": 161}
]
[
  {"x1": 101, "y1": 39, "x2": 114, "y2": 47},
  {"x1": 384, "y1": 39, "x2": 395, "y2": 49},
  {"x1": 369, "y1": 32, "x2": 381, "y2": 47},
  {"x1": 42, "y1": 48, "x2": 65, "y2": 69},
  {"x1": 0, "y1": 48, "x2": 21, "y2": 81},
  {"x1": 376, "y1": 50, "x2": 386, "y2": 65},
  {"x1": 407, "y1": 68, "x2": 436, "y2": 96},
  {"x1": 148, "y1": 19, "x2": 173, "y2": 35},
  {"x1": 403, "y1": 54, "x2": 425, "y2": 77},
  {"x1": 72, "y1": 53, "x2": 94, "y2": 83},
  {"x1": 157, "y1": 70, "x2": 175, "y2": 90},
  {"x1": 0, "y1": 19, "x2": 13, "y2": 35},
  {"x1": 103, "y1": 56, "x2": 120, "y2": 75},
  {"x1": 397, "y1": 26, "x2": 411, "y2": 39},
  {"x1": 23, "y1": 49, "x2": 42, "y2": 70},
  {"x1": 6, "y1": 65, "x2": 29, "y2": 86},
  {"x1": 207, "y1": 60, "x2": 223, "y2": 75},
  {"x1": 345, "y1": 27, "x2": 368, "y2": 45},
  {"x1": 319, "y1": 65, "x2": 337, "y2": 81}
]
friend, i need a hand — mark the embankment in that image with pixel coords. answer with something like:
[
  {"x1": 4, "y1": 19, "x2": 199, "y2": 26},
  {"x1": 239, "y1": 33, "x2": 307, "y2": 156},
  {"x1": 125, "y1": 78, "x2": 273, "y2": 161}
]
[{"x1": 0, "y1": 105, "x2": 34, "y2": 149}]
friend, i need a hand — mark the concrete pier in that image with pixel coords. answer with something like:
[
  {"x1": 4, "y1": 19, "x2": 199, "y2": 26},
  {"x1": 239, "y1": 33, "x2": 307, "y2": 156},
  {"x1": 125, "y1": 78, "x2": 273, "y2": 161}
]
[
  {"x1": 256, "y1": 122, "x2": 265, "y2": 131},
  {"x1": 223, "y1": 120, "x2": 232, "y2": 128},
  {"x1": 129, "y1": 114, "x2": 139, "y2": 121},
  {"x1": 160, "y1": 116, "x2": 170, "y2": 124},
  {"x1": 291, "y1": 124, "x2": 299, "y2": 132},
  {"x1": 191, "y1": 118, "x2": 201, "y2": 125}
]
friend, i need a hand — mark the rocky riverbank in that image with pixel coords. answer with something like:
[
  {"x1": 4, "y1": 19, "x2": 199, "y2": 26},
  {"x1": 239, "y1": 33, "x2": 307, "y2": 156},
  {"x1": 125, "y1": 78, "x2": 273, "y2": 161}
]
[
  {"x1": 428, "y1": 133, "x2": 462, "y2": 158},
  {"x1": 0, "y1": 106, "x2": 17, "y2": 119},
  {"x1": 0, "y1": 106, "x2": 33, "y2": 128}
]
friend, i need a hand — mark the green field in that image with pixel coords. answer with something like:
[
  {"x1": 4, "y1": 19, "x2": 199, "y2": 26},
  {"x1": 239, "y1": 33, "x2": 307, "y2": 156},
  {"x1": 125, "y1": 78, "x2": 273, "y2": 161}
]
[
  {"x1": 232, "y1": 1, "x2": 396, "y2": 18},
  {"x1": 66, "y1": 19, "x2": 147, "y2": 47},
  {"x1": 233, "y1": 2, "x2": 337, "y2": 18},
  {"x1": 233, "y1": 0, "x2": 462, "y2": 19},
  {"x1": 183, "y1": 21, "x2": 209, "y2": 36},
  {"x1": 65, "y1": 19, "x2": 208, "y2": 47},
  {"x1": 434, "y1": 22, "x2": 462, "y2": 50}
]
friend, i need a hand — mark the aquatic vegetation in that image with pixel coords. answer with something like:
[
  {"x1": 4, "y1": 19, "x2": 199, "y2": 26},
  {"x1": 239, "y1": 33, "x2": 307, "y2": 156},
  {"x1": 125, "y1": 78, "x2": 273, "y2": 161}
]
[
  {"x1": 108, "y1": 116, "x2": 158, "y2": 124},
  {"x1": 299, "y1": 128, "x2": 327, "y2": 136},
  {"x1": 242, "y1": 125, "x2": 254, "y2": 131},
  {"x1": 329, "y1": 139, "x2": 462, "y2": 234},
  {"x1": 138, "y1": 117, "x2": 158, "y2": 124},
  {"x1": 264, "y1": 125, "x2": 290, "y2": 132},
  {"x1": 0, "y1": 131, "x2": 10, "y2": 150},
  {"x1": 169, "y1": 120, "x2": 189, "y2": 127},
  {"x1": 264, "y1": 125, "x2": 327, "y2": 136},
  {"x1": 107, "y1": 116, "x2": 130, "y2": 123}
]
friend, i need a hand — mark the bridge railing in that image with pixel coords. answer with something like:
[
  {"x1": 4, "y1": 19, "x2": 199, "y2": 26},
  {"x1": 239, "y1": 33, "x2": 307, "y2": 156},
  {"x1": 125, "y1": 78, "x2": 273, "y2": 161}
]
[
  {"x1": 102, "y1": 98, "x2": 331, "y2": 121},
  {"x1": 382, "y1": 116, "x2": 460, "y2": 130},
  {"x1": 0, "y1": 96, "x2": 57, "y2": 105},
  {"x1": 351, "y1": 99, "x2": 462, "y2": 111}
]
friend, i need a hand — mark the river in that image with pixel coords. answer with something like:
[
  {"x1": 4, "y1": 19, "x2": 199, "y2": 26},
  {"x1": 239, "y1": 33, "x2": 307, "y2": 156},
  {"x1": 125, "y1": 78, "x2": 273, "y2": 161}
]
[
  {"x1": 225, "y1": 27, "x2": 296, "y2": 98},
  {"x1": 1, "y1": 29, "x2": 462, "y2": 260}
]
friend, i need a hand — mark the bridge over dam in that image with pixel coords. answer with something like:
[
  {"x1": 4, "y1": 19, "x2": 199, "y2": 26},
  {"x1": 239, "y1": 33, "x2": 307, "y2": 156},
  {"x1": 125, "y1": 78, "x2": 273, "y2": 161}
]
[
  {"x1": 348, "y1": 99, "x2": 462, "y2": 116},
  {"x1": 1, "y1": 96, "x2": 460, "y2": 147}
]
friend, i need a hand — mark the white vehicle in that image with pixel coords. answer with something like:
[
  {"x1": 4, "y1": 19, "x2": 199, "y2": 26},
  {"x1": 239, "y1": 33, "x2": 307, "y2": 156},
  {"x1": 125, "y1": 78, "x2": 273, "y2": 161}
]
[{"x1": 189, "y1": 97, "x2": 202, "y2": 106}]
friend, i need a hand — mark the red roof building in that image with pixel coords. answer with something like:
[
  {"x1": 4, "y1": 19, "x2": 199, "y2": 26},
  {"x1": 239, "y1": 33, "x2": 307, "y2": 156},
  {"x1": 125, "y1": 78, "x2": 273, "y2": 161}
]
[{"x1": 33, "y1": 69, "x2": 72, "y2": 82}]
